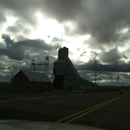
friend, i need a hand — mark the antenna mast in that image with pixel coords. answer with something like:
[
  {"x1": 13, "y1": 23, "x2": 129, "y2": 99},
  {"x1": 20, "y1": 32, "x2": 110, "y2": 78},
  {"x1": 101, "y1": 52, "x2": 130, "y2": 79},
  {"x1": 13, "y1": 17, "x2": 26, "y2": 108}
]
[
  {"x1": 30, "y1": 56, "x2": 49, "y2": 74},
  {"x1": 61, "y1": 34, "x2": 62, "y2": 48},
  {"x1": 31, "y1": 59, "x2": 35, "y2": 71}
]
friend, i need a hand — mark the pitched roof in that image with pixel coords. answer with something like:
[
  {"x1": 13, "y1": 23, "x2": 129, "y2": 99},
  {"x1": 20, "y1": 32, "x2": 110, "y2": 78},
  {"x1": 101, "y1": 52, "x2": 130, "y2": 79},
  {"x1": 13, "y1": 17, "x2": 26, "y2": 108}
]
[
  {"x1": 12, "y1": 70, "x2": 51, "y2": 82},
  {"x1": 77, "y1": 76, "x2": 95, "y2": 85},
  {"x1": 65, "y1": 56, "x2": 80, "y2": 77},
  {"x1": 22, "y1": 70, "x2": 51, "y2": 82}
]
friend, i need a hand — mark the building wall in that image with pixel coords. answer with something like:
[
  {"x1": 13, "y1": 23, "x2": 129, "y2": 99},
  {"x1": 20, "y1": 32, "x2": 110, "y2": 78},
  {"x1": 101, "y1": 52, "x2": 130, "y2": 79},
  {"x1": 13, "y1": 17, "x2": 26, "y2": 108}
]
[
  {"x1": 11, "y1": 71, "x2": 30, "y2": 90},
  {"x1": 53, "y1": 60, "x2": 66, "y2": 76},
  {"x1": 30, "y1": 82, "x2": 52, "y2": 91},
  {"x1": 58, "y1": 47, "x2": 68, "y2": 59},
  {"x1": 63, "y1": 75, "x2": 94, "y2": 90}
]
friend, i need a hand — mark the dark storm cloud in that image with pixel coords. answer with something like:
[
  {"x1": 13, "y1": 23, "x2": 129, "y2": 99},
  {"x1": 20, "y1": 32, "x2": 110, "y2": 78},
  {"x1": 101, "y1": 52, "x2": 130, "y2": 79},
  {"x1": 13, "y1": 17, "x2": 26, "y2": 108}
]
[
  {"x1": 0, "y1": 0, "x2": 40, "y2": 25},
  {"x1": 123, "y1": 53, "x2": 128, "y2": 60},
  {"x1": 0, "y1": 45, "x2": 29, "y2": 60},
  {"x1": 44, "y1": 0, "x2": 130, "y2": 43},
  {"x1": 99, "y1": 47, "x2": 122, "y2": 63},
  {"x1": 78, "y1": 69, "x2": 130, "y2": 86},
  {"x1": 0, "y1": 11, "x2": 6, "y2": 24},
  {"x1": 75, "y1": 0, "x2": 130, "y2": 43},
  {"x1": 0, "y1": 0, "x2": 82, "y2": 27},
  {"x1": 0, "y1": 34, "x2": 59, "y2": 61},
  {"x1": 16, "y1": 35, "x2": 26, "y2": 41},
  {"x1": 43, "y1": 0, "x2": 130, "y2": 45},
  {"x1": 76, "y1": 58, "x2": 130, "y2": 72},
  {"x1": 6, "y1": 21, "x2": 28, "y2": 33},
  {"x1": 6, "y1": 20, "x2": 34, "y2": 36},
  {"x1": 1, "y1": 0, "x2": 130, "y2": 44},
  {"x1": 42, "y1": 0, "x2": 83, "y2": 22},
  {"x1": 7, "y1": 26, "x2": 19, "y2": 33}
]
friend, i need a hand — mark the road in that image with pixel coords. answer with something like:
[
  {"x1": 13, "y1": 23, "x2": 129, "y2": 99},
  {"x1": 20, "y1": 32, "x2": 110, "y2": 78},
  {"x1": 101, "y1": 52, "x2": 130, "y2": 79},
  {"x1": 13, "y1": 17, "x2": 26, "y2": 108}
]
[{"x1": 0, "y1": 92, "x2": 130, "y2": 130}]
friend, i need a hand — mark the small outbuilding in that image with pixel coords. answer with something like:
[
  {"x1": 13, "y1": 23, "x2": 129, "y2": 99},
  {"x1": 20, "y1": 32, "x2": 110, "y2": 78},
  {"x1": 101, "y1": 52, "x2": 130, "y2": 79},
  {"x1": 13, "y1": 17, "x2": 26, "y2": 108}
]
[{"x1": 11, "y1": 70, "x2": 52, "y2": 92}]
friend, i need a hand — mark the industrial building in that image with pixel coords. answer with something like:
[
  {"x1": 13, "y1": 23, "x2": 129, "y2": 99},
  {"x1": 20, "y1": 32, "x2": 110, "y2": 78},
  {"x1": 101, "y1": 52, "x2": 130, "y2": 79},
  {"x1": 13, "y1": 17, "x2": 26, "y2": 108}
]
[
  {"x1": 53, "y1": 47, "x2": 96, "y2": 90},
  {"x1": 11, "y1": 70, "x2": 52, "y2": 91}
]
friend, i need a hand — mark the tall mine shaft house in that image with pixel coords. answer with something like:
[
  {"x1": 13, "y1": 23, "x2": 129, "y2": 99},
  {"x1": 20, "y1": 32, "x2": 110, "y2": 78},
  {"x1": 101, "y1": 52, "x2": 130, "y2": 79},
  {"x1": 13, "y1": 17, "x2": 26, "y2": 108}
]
[{"x1": 53, "y1": 47, "x2": 96, "y2": 90}]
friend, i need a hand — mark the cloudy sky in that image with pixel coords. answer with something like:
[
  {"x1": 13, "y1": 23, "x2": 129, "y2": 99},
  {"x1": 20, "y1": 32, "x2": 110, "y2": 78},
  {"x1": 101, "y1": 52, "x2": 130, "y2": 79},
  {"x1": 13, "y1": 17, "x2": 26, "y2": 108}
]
[{"x1": 0, "y1": 0, "x2": 130, "y2": 86}]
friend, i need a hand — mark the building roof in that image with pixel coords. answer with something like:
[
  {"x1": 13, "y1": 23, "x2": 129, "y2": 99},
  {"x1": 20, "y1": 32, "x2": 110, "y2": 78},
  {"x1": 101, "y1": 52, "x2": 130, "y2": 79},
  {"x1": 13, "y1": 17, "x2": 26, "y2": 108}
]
[
  {"x1": 12, "y1": 70, "x2": 51, "y2": 82},
  {"x1": 54, "y1": 59, "x2": 66, "y2": 63},
  {"x1": 77, "y1": 76, "x2": 96, "y2": 85},
  {"x1": 65, "y1": 56, "x2": 80, "y2": 77}
]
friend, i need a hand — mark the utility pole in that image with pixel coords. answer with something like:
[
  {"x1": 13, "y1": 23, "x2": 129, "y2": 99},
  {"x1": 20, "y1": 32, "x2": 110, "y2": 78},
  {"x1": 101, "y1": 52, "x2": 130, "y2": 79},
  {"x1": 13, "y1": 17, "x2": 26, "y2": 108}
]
[
  {"x1": 91, "y1": 52, "x2": 100, "y2": 91},
  {"x1": 95, "y1": 61, "x2": 97, "y2": 84},
  {"x1": 95, "y1": 61, "x2": 99, "y2": 91},
  {"x1": 61, "y1": 34, "x2": 62, "y2": 48}
]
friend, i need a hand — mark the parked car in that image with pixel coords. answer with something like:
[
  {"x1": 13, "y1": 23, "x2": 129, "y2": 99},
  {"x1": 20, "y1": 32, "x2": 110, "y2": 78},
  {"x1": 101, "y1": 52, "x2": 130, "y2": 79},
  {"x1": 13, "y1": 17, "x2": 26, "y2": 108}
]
[
  {"x1": 73, "y1": 90, "x2": 82, "y2": 93},
  {"x1": 52, "y1": 89, "x2": 58, "y2": 92},
  {"x1": 119, "y1": 89, "x2": 124, "y2": 94}
]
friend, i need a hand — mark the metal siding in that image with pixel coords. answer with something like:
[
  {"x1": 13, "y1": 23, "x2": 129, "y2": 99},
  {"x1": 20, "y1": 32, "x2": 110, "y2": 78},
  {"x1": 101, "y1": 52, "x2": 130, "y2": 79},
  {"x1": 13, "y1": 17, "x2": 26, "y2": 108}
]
[
  {"x1": 22, "y1": 70, "x2": 51, "y2": 82},
  {"x1": 54, "y1": 60, "x2": 66, "y2": 75}
]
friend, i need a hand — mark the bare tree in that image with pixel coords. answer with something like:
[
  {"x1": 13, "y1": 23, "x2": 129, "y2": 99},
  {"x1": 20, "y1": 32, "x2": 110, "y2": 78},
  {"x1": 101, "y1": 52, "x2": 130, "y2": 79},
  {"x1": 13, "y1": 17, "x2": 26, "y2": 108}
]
[{"x1": 8, "y1": 65, "x2": 18, "y2": 76}]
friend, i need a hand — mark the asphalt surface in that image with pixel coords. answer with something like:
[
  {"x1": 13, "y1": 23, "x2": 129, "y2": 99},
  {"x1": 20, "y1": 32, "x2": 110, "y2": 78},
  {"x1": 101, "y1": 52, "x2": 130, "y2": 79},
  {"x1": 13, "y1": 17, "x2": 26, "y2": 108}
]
[{"x1": 0, "y1": 92, "x2": 130, "y2": 130}]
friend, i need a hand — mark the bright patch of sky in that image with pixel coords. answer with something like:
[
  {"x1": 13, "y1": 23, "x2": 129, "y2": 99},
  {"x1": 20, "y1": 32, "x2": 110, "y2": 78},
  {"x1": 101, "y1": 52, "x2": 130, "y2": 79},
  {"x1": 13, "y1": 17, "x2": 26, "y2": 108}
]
[
  {"x1": 0, "y1": 16, "x2": 17, "y2": 44},
  {"x1": 61, "y1": 34, "x2": 91, "y2": 63},
  {"x1": 28, "y1": 12, "x2": 64, "y2": 44},
  {"x1": 116, "y1": 28, "x2": 129, "y2": 34},
  {"x1": 118, "y1": 47, "x2": 125, "y2": 53},
  {"x1": 1, "y1": 16, "x2": 17, "y2": 32},
  {"x1": 63, "y1": 21, "x2": 77, "y2": 32}
]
